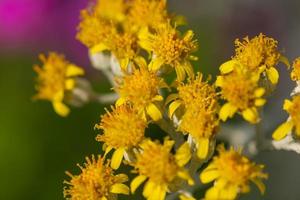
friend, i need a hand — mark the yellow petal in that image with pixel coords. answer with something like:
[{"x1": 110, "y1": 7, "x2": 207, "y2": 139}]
[
  {"x1": 115, "y1": 173, "x2": 128, "y2": 183},
  {"x1": 219, "y1": 103, "x2": 237, "y2": 121},
  {"x1": 183, "y1": 30, "x2": 194, "y2": 41},
  {"x1": 165, "y1": 93, "x2": 179, "y2": 105},
  {"x1": 182, "y1": 61, "x2": 194, "y2": 79},
  {"x1": 272, "y1": 121, "x2": 294, "y2": 141},
  {"x1": 134, "y1": 56, "x2": 147, "y2": 68},
  {"x1": 142, "y1": 181, "x2": 156, "y2": 198},
  {"x1": 266, "y1": 67, "x2": 279, "y2": 84},
  {"x1": 149, "y1": 58, "x2": 164, "y2": 71},
  {"x1": 111, "y1": 148, "x2": 125, "y2": 169},
  {"x1": 179, "y1": 194, "x2": 196, "y2": 200},
  {"x1": 283, "y1": 99, "x2": 292, "y2": 111},
  {"x1": 65, "y1": 79, "x2": 75, "y2": 90},
  {"x1": 116, "y1": 97, "x2": 126, "y2": 106},
  {"x1": 120, "y1": 58, "x2": 129, "y2": 71},
  {"x1": 200, "y1": 169, "x2": 220, "y2": 183},
  {"x1": 254, "y1": 88, "x2": 265, "y2": 97},
  {"x1": 66, "y1": 64, "x2": 84, "y2": 77},
  {"x1": 104, "y1": 145, "x2": 113, "y2": 157},
  {"x1": 152, "y1": 95, "x2": 164, "y2": 102},
  {"x1": 219, "y1": 185, "x2": 238, "y2": 200},
  {"x1": 205, "y1": 187, "x2": 220, "y2": 200},
  {"x1": 146, "y1": 103, "x2": 162, "y2": 121},
  {"x1": 52, "y1": 101, "x2": 70, "y2": 117},
  {"x1": 149, "y1": 185, "x2": 166, "y2": 200},
  {"x1": 219, "y1": 60, "x2": 237, "y2": 74},
  {"x1": 252, "y1": 178, "x2": 266, "y2": 194},
  {"x1": 175, "y1": 142, "x2": 191, "y2": 167},
  {"x1": 90, "y1": 43, "x2": 108, "y2": 54},
  {"x1": 168, "y1": 100, "x2": 182, "y2": 118},
  {"x1": 242, "y1": 107, "x2": 259, "y2": 124},
  {"x1": 197, "y1": 138, "x2": 209, "y2": 159},
  {"x1": 177, "y1": 170, "x2": 194, "y2": 185},
  {"x1": 279, "y1": 55, "x2": 290, "y2": 68},
  {"x1": 255, "y1": 98, "x2": 266, "y2": 107},
  {"x1": 215, "y1": 76, "x2": 224, "y2": 87},
  {"x1": 131, "y1": 175, "x2": 147, "y2": 193},
  {"x1": 110, "y1": 183, "x2": 129, "y2": 195},
  {"x1": 175, "y1": 65, "x2": 186, "y2": 82}
]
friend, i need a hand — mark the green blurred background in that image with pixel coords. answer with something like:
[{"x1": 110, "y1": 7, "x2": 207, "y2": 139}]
[{"x1": 1, "y1": 0, "x2": 300, "y2": 199}]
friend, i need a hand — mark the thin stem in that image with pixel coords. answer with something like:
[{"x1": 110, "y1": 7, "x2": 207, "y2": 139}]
[{"x1": 157, "y1": 118, "x2": 185, "y2": 148}]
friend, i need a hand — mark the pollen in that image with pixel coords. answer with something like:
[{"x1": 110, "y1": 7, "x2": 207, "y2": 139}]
[
  {"x1": 177, "y1": 73, "x2": 217, "y2": 109},
  {"x1": 64, "y1": 155, "x2": 129, "y2": 200},
  {"x1": 200, "y1": 145, "x2": 268, "y2": 200},
  {"x1": 234, "y1": 33, "x2": 280, "y2": 71},
  {"x1": 291, "y1": 57, "x2": 300, "y2": 81},
  {"x1": 95, "y1": 104, "x2": 147, "y2": 149},
  {"x1": 149, "y1": 24, "x2": 196, "y2": 66}
]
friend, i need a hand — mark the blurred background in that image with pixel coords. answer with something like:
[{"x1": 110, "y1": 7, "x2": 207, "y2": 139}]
[{"x1": 1, "y1": 0, "x2": 300, "y2": 199}]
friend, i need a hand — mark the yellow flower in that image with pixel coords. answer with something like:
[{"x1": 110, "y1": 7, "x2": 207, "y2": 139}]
[
  {"x1": 139, "y1": 22, "x2": 198, "y2": 81},
  {"x1": 64, "y1": 155, "x2": 129, "y2": 200},
  {"x1": 273, "y1": 95, "x2": 300, "y2": 140},
  {"x1": 76, "y1": 9, "x2": 115, "y2": 53},
  {"x1": 95, "y1": 104, "x2": 147, "y2": 169},
  {"x1": 166, "y1": 73, "x2": 219, "y2": 159},
  {"x1": 200, "y1": 145, "x2": 268, "y2": 200},
  {"x1": 220, "y1": 34, "x2": 288, "y2": 84},
  {"x1": 33, "y1": 52, "x2": 84, "y2": 117},
  {"x1": 94, "y1": 0, "x2": 127, "y2": 23},
  {"x1": 131, "y1": 139, "x2": 193, "y2": 200},
  {"x1": 179, "y1": 103, "x2": 219, "y2": 159},
  {"x1": 106, "y1": 32, "x2": 138, "y2": 70},
  {"x1": 127, "y1": 0, "x2": 168, "y2": 31},
  {"x1": 115, "y1": 62, "x2": 167, "y2": 121},
  {"x1": 291, "y1": 57, "x2": 300, "y2": 81},
  {"x1": 216, "y1": 66, "x2": 266, "y2": 124},
  {"x1": 167, "y1": 73, "x2": 217, "y2": 117}
]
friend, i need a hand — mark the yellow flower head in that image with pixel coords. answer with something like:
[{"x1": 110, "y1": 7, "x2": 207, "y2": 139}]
[
  {"x1": 291, "y1": 57, "x2": 300, "y2": 81},
  {"x1": 166, "y1": 73, "x2": 219, "y2": 159},
  {"x1": 216, "y1": 68, "x2": 266, "y2": 124},
  {"x1": 115, "y1": 64, "x2": 167, "y2": 121},
  {"x1": 33, "y1": 52, "x2": 84, "y2": 117},
  {"x1": 235, "y1": 33, "x2": 280, "y2": 70},
  {"x1": 200, "y1": 145, "x2": 268, "y2": 200},
  {"x1": 131, "y1": 139, "x2": 193, "y2": 200},
  {"x1": 94, "y1": 0, "x2": 127, "y2": 23},
  {"x1": 127, "y1": 0, "x2": 168, "y2": 31},
  {"x1": 179, "y1": 102, "x2": 219, "y2": 159},
  {"x1": 169, "y1": 73, "x2": 217, "y2": 112},
  {"x1": 76, "y1": 9, "x2": 115, "y2": 51},
  {"x1": 95, "y1": 104, "x2": 147, "y2": 169},
  {"x1": 64, "y1": 155, "x2": 129, "y2": 200},
  {"x1": 139, "y1": 22, "x2": 198, "y2": 81},
  {"x1": 233, "y1": 33, "x2": 281, "y2": 84},
  {"x1": 273, "y1": 95, "x2": 300, "y2": 140},
  {"x1": 106, "y1": 32, "x2": 138, "y2": 70}
]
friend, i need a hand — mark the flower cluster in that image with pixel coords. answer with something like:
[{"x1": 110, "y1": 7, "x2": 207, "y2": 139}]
[
  {"x1": 33, "y1": 0, "x2": 300, "y2": 199},
  {"x1": 217, "y1": 34, "x2": 289, "y2": 124}
]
